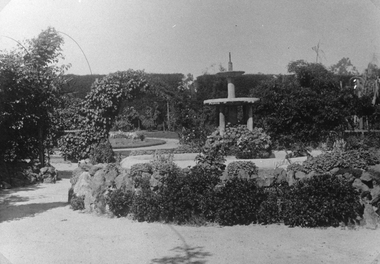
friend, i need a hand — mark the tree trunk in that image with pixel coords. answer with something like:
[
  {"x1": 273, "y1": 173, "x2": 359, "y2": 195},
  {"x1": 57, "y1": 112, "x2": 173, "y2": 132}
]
[{"x1": 39, "y1": 125, "x2": 45, "y2": 167}]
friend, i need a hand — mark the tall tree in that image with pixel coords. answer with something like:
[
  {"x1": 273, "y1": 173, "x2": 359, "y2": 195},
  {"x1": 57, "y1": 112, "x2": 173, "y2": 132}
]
[{"x1": 0, "y1": 27, "x2": 70, "y2": 166}]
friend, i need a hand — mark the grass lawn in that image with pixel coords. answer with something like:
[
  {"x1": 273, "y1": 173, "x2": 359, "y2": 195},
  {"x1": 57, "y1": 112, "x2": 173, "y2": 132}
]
[
  {"x1": 110, "y1": 137, "x2": 166, "y2": 149},
  {"x1": 141, "y1": 130, "x2": 179, "y2": 139}
]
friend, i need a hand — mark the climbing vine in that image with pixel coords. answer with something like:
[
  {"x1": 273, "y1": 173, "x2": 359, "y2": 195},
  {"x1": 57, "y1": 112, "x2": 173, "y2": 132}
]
[{"x1": 59, "y1": 70, "x2": 149, "y2": 160}]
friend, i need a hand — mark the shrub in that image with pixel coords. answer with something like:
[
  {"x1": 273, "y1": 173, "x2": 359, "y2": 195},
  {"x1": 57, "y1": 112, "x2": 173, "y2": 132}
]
[
  {"x1": 130, "y1": 163, "x2": 153, "y2": 177},
  {"x1": 258, "y1": 181, "x2": 290, "y2": 225},
  {"x1": 106, "y1": 188, "x2": 134, "y2": 217},
  {"x1": 213, "y1": 178, "x2": 266, "y2": 226},
  {"x1": 156, "y1": 166, "x2": 220, "y2": 224},
  {"x1": 281, "y1": 174, "x2": 362, "y2": 227},
  {"x1": 236, "y1": 127, "x2": 272, "y2": 159},
  {"x1": 132, "y1": 188, "x2": 161, "y2": 222},
  {"x1": 302, "y1": 149, "x2": 380, "y2": 173},
  {"x1": 89, "y1": 140, "x2": 116, "y2": 164},
  {"x1": 70, "y1": 194, "x2": 85, "y2": 210},
  {"x1": 150, "y1": 152, "x2": 182, "y2": 176},
  {"x1": 286, "y1": 162, "x2": 306, "y2": 172},
  {"x1": 226, "y1": 161, "x2": 258, "y2": 179}
]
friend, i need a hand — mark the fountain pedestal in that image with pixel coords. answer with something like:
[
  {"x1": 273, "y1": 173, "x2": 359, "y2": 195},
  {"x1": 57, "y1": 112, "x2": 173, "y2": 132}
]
[{"x1": 203, "y1": 53, "x2": 259, "y2": 135}]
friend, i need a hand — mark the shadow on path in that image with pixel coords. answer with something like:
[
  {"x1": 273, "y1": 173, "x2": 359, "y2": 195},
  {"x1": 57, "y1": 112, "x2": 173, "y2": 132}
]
[
  {"x1": 151, "y1": 225, "x2": 212, "y2": 264},
  {"x1": 0, "y1": 201, "x2": 67, "y2": 223},
  {"x1": 0, "y1": 184, "x2": 67, "y2": 223}
]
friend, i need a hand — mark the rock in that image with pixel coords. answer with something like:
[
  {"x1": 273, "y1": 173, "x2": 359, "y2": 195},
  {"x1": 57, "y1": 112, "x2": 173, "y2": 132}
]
[
  {"x1": 352, "y1": 179, "x2": 370, "y2": 192},
  {"x1": 368, "y1": 165, "x2": 380, "y2": 182},
  {"x1": 89, "y1": 164, "x2": 106, "y2": 176},
  {"x1": 114, "y1": 169, "x2": 133, "y2": 190},
  {"x1": 306, "y1": 171, "x2": 318, "y2": 179},
  {"x1": 343, "y1": 172, "x2": 355, "y2": 182},
  {"x1": 39, "y1": 166, "x2": 57, "y2": 183},
  {"x1": 103, "y1": 165, "x2": 120, "y2": 186},
  {"x1": 68, "y1": 187, "x2": 74, "y2": 203},
  {"x1": 71, "y1": 167, "x2": 85, "y2": 186},
  {"x1": 363, "y1": 202, "x2": 378, "y2": 230},
  {"x1": 371, "y1": 184, "x2": 380, "y2": 205},
  {"x1": 78, "y1": 163, "x2": 93, "y2": 172},
  {"x1": 264, "y1": 177, "x2": 274, "y2": 187},
  {"x1": 274, "y1": 168, "x2": 287, "y2": 182},
  {"x1": 91, "y1": 170, "x2": 106, "y2": 196},
  {"x1": 1, "y1": 181, "x2": 11, "y2": 189},
  {"x1": 330, "y1": 167, "x2": 340, "y2": 175},
  {"x1": 255, "y1": 177, "x2": 266, "y2": 188},
  {"x1": 295, "y1": 171, "x2": 307, "y2": 180},
  {"x1": 360, "y1": 172, "x2": 373, "y2": 182},
  {"x1": 73, "y1": 172, "x2": 92, "y2": 196},
  {"x1": 286, "y1": 170, "x2": 296, "y2": 186},
  {"x1": 84, "y1": 189, "x2": 96, "y2": 213}
]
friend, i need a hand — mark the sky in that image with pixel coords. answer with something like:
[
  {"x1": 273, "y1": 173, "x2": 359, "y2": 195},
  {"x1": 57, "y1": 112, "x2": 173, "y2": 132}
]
[{"x1": 0, "y1": 0, "x2": 379, "y2": 77}]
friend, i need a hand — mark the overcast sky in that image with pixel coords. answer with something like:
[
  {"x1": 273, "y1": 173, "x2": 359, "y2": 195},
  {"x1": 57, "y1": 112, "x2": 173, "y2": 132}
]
[{"x1": 0, "y1": 0, "x2": 379, "y2": 77}]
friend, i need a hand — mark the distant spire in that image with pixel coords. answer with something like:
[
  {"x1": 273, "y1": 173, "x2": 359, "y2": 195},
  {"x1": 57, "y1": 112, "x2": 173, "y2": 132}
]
[{"x1": 228, "y1": 52, "x2": 233, "y2": 71}]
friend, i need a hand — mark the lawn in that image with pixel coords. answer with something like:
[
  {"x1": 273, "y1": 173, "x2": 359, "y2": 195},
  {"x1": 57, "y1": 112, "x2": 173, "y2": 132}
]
[{"x1": 110, "y1": 138, "x2": 166, "y2": 149}]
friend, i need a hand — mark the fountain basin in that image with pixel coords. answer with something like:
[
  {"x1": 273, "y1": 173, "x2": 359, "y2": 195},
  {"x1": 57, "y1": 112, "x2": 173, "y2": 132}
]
[{"x1": 204, "y1": 97, "x2": 259, "y2": 105}]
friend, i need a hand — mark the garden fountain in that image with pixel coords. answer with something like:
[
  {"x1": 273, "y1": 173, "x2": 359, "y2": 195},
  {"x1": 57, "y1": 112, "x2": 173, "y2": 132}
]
[{"x1": 203, "y1": 53, "x2": 259, "y2": 135}]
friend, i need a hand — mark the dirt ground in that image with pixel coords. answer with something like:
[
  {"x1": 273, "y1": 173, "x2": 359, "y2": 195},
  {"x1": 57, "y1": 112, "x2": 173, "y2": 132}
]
[{"x1": 1, "y1": 162, "x2": 380, "y2": 264}]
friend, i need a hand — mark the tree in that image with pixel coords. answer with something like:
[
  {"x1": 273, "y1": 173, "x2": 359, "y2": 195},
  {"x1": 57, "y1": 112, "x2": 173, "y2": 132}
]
[
  {"x1": 329, "y1": 57, "x2": 359, "y2": 76},
  {"x1": 251, "y1": 61, "x2": 361, "y2": 149},
  {"x1": 0, "y1": 27, "x2": 70, "y2": 166}
]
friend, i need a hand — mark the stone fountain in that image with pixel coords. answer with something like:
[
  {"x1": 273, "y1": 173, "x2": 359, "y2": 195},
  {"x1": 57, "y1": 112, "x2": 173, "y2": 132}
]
[{"x1": 203, "y1": 53, "x2": 259, "y2": 135}]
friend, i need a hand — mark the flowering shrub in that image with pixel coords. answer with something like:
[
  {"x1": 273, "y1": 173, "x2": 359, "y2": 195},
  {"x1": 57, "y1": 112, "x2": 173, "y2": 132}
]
[
  {"x1": 302, "y1": 149, "x2": 380, "y2": 173},
  {"x1": 236, "y1": 127, "x2": 272, "y2": 159},
  {"x1": 226, "y1": 161, "x2": 258, "y2": 179},
  {"x1": 109, "y1": 131, "x2": 145, "y2": 141},
  {"x1": 205, "y1": 125, "x2": 272, "y2": 159}
]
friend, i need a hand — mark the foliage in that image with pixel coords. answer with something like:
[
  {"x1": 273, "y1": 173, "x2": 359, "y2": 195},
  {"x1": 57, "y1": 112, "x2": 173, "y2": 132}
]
[
  {"x1": 195, "y1": 137, "x2": 226, "y2": 178},
  {"x1": 129, "y1": 163, "x2": 153, "y2": 188},
  {"x1": 226, "y1": 161, "x2": 259, "y2": 179},
  {"x1": 70, "y1": 194, "x2": 85, "y2": 211},
  {"x1": 132, "y1": 188, "x2": 161, "y2": 222},
  {"x1": 251, "y1": 61, "x2": 364, "y2": 149},
  {"x1": 286, "y1": 163, "x2": 306, "y2": 172},
  {"x1": 150, "y1": 152, "x2": 182, "y2": 176},
  {"x1": 59, "y1": 70, "x2": 149, "y2": 159},
  {"x1": 106, "y1": 188, "x2": 134, "y2": 217},
  {"x1": 236, "y1": 127, "x2": 272, "y2": 159},
  {"x1": 257, "y1": 181, "x2": 290, "y2": 225},
  {"x1": 281, "y1": 174, "x2": 361, "y2": 227},
  {"x1": 329, "y1": 57, "x2": 359, "y2": 76},
  {"x1": 89, "y1": 140, "x2": 115, "y2": 164},
  {"x1": 0, "y1": 27, "x2": 70, "y2": 165},
  {"x1": 302, "y1": 149, "x2": 380, "y2": 173},
  {"x1": 213, "y1": 178, "x2": 266, "y2": 226}
]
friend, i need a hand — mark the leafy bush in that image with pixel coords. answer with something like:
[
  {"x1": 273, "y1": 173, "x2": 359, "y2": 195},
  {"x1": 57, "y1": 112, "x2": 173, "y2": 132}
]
[
  {"x1": 302, "y1": 149, "x2": 380, "y2": 173},
  {"x1": 226, "y1": 161, "x2": 259, "y2": 179},
  {"x1": 236, "y1": 127, "x2": 272, "y2": 159},
  {"x1": 213, "y1": 178, "x2": 267, "y2": 226},
  {"x1": 150, "y1": 152, "x2": 182, "y2": 176},
  {"x1": 156, "y1": 166, "x2": 220, "y2": 224},
  {"x1": 129, "y1": 163, "x2": 153, "y2": 188},
  {"x1": 70, "y1": 194, "x2": 85, "y2": 210},
  {"x1": 89, "y1": 140, "x2": 116, "y2": 164},
  {"x1": 258, "y1": 181, "x2": 290, "y2": 225},
  {"x1": 286, "y1": 163, "x2": 306, "y2": 172},
  {"x1": 106, "y1": 188, "x2": 134, "y2": 217},
  {"x1": 132, "y1": 188, "x2": 161, "y2": 222},
  {"x1": 281, "y1": 174, "x2": 362, "y2": 227}
]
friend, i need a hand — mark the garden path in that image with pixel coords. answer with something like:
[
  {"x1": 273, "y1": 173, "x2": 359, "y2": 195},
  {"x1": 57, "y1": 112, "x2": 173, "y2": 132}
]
[{"x1": 1, "y1": 174, "x2": 380, "y2": 264}]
